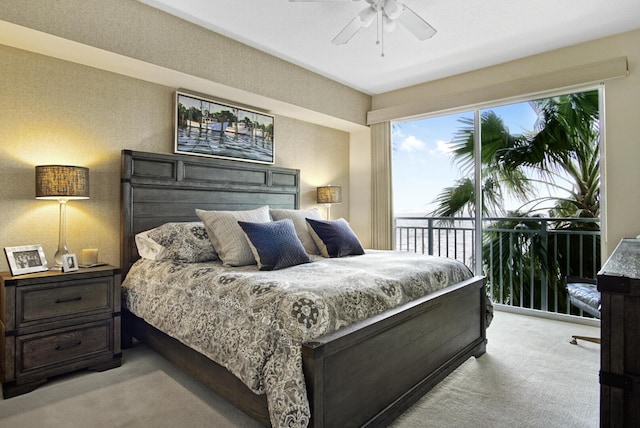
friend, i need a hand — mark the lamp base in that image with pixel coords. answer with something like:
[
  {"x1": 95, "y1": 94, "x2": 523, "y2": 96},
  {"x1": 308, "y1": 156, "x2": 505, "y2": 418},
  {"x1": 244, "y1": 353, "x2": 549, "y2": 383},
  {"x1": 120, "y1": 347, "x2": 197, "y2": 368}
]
[{"x1": 51, "y1": 199, "x2": 69, "y2": 271}]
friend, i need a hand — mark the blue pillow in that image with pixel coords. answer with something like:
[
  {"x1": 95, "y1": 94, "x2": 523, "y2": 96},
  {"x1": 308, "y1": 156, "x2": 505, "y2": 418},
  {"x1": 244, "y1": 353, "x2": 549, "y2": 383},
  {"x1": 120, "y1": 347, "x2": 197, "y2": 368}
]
[
  {"x1": 238, "y1": 219, "x2": 312, "y2": 270},
  {"x1": 306, "y1": 218, "x2": 365, "y2": 258}
]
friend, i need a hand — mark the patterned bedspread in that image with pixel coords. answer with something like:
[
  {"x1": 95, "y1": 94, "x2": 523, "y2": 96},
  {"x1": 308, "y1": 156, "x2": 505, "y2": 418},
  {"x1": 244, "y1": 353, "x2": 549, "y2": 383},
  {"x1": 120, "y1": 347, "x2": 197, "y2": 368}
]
[{"x1": 122, "y1": 250, "x2": 474, "y2": 427}]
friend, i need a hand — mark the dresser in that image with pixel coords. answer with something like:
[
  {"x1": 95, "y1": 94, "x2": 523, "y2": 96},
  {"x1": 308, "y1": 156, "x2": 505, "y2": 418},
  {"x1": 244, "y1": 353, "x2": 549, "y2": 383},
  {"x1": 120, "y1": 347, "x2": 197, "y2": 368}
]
[
  {"x1": 0, "y1": 265, "x2": 121, "y2": 398},
  {"x1": 597, "y1": 238, "x2": 640, "y2": 427}
]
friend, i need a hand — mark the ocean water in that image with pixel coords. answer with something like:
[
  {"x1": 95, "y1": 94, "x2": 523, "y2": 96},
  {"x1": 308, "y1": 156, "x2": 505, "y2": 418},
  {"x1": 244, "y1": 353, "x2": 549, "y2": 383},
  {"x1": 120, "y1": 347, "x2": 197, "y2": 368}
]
[{"x1": 177, "y1": 126, "x2": 273, "y2": 163}]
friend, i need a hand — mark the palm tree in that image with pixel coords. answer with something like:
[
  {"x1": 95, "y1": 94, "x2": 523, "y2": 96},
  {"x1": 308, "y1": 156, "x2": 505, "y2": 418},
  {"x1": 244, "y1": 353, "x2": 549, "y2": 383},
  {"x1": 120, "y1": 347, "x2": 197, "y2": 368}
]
[
  {"x1": 498, "y1": 90, "x2": 600, "y2": 219},
  {"x1": 430, "y1": 90, "x2": 600, "y2": 312},
  {"x1": 431, "y1": 111, "x2": 534, "y2": 217},
  {"x1": 432, "y1": 90, "x2": 599, "y2": 219}
]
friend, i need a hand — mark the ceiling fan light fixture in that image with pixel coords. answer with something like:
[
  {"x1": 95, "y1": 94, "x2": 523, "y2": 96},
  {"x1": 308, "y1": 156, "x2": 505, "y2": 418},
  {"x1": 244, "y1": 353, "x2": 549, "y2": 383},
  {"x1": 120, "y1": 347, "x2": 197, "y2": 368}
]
[
  {"x1": 383, "y1": 15, "x2": 398, "y2": 33},
  {"x1": 382, "y1": 0, "x2": 402, "y2": 20},
  {"x1": 303, "y1": 0, "x2": 436, "y2": 54}
]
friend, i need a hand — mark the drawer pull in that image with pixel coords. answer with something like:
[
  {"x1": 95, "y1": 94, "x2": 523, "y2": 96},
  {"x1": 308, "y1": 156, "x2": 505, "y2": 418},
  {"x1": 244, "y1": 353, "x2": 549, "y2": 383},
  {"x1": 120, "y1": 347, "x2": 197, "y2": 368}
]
[
  {"x1": 55, "y1": 296, "x2": 83, "y2": 304},
  {"x1": 55, "y1": 340, "x2": 82, "y2": 351}
]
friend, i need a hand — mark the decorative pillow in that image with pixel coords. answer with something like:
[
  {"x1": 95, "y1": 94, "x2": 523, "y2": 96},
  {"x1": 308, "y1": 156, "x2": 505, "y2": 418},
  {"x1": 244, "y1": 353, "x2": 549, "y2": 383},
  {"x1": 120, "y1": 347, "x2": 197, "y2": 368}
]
[
  {"x1": 269, "y1": 208, "x2": 323, "y2": 255},
  {"x1": 306, "y1": 218, "x2": 365, "y2": 258},
  {"x1": 135, "y1": 222, "x2": 217, "y2": 262},
  {"x1": 238, "y1": 219, "x2": 312, "y2": 271},
  {"x1": 196, "y1": 206, "x2": 271, "y2": 266}
]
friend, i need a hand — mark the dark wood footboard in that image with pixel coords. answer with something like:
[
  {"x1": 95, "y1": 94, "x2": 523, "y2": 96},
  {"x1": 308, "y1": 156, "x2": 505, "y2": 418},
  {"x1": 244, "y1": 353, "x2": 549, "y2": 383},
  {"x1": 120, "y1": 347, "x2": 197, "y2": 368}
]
[
  {"x1": 122, "y1": 275, "x2": 486, "y2": 428},
  {"x1": 302, "y1": 275, "x2": 487, "y2": 428}
]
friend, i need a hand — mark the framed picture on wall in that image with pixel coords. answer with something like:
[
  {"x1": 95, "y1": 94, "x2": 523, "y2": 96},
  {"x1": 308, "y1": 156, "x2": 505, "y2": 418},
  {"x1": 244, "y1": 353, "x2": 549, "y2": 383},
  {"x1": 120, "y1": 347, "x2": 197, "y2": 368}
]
[
  {"x1": 174, "y1": 91, "x2": 275, "y2": 164},
  {"x1": 4, "y1": 244, "x2": 49, "y2": 276}
]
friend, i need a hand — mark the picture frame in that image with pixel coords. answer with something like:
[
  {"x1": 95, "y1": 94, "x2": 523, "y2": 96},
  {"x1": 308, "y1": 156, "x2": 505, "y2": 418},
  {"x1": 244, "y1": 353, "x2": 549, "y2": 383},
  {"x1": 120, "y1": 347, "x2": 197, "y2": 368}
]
[
  {"x1": 175, "y1": 91, "x2": 275, "y2": 164},
  {"x1": 4, "y1": 244, "x2": 49, "y2": 276},
  {"x1": 62, "y1": 253, "x2": 79, "y2": 272}
]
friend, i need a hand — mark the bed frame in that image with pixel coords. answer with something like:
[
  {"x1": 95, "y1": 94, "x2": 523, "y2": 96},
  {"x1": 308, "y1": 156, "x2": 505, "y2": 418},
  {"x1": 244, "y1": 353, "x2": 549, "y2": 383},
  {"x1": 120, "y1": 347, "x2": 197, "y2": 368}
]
[{"x1": 120, "y1": 149, "x2": 487, "y2": 427}]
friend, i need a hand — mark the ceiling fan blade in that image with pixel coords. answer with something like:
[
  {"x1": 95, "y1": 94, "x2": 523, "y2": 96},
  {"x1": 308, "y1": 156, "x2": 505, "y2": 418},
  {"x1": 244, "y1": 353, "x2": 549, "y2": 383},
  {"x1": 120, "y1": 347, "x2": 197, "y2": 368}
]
[
  {"x1": 397, "y1": 4, "x2": 436, "y2": 40},
  {"x1": 332, "y1": 16, "x2": 365, "y2": 44},
  {"x1": 331, "y1": 7, "x2": 376, "y2": 45}
]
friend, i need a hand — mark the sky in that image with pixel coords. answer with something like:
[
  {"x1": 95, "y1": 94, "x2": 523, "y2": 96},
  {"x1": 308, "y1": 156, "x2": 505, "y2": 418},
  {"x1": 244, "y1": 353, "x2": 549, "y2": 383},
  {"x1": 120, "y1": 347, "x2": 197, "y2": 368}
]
[{"x1": 392, "y1": 100, "x2": 549, "y2": 216}]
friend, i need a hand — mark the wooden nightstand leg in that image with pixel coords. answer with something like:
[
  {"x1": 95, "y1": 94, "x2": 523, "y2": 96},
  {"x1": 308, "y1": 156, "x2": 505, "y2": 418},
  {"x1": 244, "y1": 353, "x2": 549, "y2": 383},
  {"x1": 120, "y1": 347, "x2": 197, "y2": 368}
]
[{"x1": 2, "y1": 379, "x2": 47, "y2": 399}]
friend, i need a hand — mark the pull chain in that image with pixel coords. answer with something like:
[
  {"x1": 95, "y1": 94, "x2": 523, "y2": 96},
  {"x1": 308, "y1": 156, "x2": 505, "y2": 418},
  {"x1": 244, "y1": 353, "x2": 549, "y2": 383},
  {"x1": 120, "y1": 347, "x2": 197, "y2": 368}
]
[{"x1": 376, "y1": 10, "x2": 385, "y2": 57}]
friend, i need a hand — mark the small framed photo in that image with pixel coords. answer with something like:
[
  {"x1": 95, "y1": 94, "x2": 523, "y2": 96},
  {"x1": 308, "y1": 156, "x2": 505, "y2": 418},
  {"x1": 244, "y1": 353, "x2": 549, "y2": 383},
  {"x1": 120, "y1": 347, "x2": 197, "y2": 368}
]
[
  {"x1": 62, "y1": 253, "x2": 79, "y2": 272},
  {"x1": 5, "y1": 245, "x2": 49, "y2": 276}
]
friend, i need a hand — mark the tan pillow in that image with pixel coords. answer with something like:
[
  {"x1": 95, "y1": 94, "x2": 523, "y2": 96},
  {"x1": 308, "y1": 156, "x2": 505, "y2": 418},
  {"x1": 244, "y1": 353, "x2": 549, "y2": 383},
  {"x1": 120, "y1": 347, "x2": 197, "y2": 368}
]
[
  {"x1": 269, "y1": 208, "x2": 323, "y2": 254},
  {"x1": 196, "y1": 206, "x2": 271, "y2": 266}
]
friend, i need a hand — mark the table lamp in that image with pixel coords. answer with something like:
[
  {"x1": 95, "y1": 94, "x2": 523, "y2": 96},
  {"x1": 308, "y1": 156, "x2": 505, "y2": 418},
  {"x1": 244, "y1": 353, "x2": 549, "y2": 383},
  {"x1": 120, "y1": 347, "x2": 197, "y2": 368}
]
[
  {"x1": 316, "y1": 185, "x2": 342, "y2": 220},
  {"x1": 35, "y1": 165, "x2": 90, "y2": 269}
]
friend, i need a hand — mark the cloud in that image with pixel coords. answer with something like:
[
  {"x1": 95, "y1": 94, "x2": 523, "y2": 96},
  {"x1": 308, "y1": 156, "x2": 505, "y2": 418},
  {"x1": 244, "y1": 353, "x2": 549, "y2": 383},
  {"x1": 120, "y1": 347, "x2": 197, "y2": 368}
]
[
  {"x1": 431, "y1": 139, "x2": 454, "y2": 156},
  {"x1": 399, "y1": 135, "x2": 426, "y2": 152},
  {"x1": 436, "y1": 139, "x2": 453, "y2": 153}
]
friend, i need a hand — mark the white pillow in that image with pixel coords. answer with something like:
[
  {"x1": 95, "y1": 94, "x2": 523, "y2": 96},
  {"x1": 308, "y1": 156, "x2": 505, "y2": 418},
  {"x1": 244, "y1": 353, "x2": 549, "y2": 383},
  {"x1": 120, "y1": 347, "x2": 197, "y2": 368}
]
[
  {"x1": 196, "y1": 206, "x2": 271, "y2": 266},
  {"x1": 135, "y1": 230, "x2": 167, "y2": 260},
  {"x1": 269, "y1": 208, "x2": 323, "y2": 255}
]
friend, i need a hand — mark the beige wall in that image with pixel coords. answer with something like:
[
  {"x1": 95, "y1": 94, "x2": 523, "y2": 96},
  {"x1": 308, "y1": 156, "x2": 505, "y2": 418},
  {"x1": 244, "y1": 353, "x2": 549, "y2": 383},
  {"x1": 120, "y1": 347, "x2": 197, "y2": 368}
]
[
  {"x1": 0, "y1": 45, "x2": 351, "y2": 272},
  {"x1": 0, "y1": 0, "x2": 370, "y2": 127},
  {"x1": 372, "y1": 29, "x2": 640, "y2": 258},
  {"x1": 349, "y1": 129, "x2": 373, "y2": 245}
]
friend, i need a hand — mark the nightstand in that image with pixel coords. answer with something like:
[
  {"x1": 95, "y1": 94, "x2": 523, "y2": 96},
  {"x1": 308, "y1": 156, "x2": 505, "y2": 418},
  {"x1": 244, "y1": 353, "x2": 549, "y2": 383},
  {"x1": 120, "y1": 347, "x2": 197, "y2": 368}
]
[{"x1": 0, "y1": 265, "x2": 121, "y2": 398}]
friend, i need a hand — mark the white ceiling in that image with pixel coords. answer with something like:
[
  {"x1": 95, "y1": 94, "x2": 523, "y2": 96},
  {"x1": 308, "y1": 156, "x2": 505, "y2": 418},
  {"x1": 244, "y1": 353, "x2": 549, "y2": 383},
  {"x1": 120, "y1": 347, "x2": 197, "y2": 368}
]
[{"x1": 137, "y1": 0, "x2": 640, "y2": 95}]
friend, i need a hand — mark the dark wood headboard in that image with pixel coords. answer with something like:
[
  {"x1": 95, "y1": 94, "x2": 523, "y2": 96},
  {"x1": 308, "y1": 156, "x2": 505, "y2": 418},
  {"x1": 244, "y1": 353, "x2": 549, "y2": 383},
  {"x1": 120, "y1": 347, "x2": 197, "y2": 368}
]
[{"x1": 120, "y1": 150, "x2": 300, "y2": 277}]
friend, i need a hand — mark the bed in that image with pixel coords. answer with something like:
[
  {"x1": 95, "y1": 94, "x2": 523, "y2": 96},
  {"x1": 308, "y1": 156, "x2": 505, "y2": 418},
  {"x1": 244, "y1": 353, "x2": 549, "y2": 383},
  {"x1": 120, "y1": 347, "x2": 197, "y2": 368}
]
[{"x1": 120, "y1": 149, "x2": 488, "y2": 427}]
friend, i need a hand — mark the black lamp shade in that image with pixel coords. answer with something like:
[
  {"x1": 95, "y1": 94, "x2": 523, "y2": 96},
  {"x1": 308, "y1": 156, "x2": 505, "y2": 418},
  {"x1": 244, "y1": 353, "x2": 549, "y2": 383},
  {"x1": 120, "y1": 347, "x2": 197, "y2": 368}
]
[{"x1": 35, "y1": 165, "x2": 90, "y2": 200}]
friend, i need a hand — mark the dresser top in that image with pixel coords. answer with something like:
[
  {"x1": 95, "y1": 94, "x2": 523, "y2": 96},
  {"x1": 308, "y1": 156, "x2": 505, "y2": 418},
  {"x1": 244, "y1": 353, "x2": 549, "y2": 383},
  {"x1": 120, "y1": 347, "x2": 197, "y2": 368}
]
[{"x1": 598, "y1": 238, "x2": 640, "y2": 289}]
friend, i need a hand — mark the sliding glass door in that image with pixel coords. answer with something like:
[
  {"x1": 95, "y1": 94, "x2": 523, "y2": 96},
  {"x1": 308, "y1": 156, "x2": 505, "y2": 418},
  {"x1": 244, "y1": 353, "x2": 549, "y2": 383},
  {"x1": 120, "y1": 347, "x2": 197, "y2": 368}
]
[{"x1": 392, "y1": 87, "x2": 602, "y2": 315}]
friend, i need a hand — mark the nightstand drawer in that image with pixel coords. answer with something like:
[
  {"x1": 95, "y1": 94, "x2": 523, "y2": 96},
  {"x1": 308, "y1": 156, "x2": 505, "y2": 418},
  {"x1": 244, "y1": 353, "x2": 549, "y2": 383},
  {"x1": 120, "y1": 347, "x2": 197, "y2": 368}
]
[
  {"x1": 18, "y1": 320, "x2": 112, "y2": 373},
  {"x1": 19, "y1": 278, "x2": 112, "y2": 325}
]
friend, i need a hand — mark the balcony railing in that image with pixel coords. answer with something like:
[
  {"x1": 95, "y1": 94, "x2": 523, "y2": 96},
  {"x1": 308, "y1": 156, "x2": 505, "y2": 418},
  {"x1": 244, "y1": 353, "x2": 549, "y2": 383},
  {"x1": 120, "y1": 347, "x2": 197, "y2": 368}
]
[{"x1": 395, "y1": 216, "x2": 601, "y2": 317}]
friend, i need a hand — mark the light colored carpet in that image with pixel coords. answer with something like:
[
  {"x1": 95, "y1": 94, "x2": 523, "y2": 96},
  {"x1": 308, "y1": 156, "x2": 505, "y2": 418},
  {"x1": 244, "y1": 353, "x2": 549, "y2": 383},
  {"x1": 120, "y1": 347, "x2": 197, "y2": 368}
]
[
  {"x1": 0, "y1": 311, "x2": 600, "y2": 428},
  {"x1": 390, "y1": 311, "x2": 600, "y2": 428}
]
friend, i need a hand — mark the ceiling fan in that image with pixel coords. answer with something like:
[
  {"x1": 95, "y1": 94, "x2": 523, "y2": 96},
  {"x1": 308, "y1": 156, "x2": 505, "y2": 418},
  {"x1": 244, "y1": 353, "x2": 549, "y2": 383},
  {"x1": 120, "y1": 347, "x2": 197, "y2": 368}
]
[{"x1": 289, "y1": 0, "x2": 437, "y2": 57}]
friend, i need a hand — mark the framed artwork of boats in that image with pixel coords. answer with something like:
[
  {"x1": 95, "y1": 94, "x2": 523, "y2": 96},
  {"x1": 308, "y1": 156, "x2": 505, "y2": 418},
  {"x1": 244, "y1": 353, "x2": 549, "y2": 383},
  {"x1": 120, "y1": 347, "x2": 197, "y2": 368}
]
[{"x1": 174, "y1": 91, "x2": 275, "y2": 164}]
